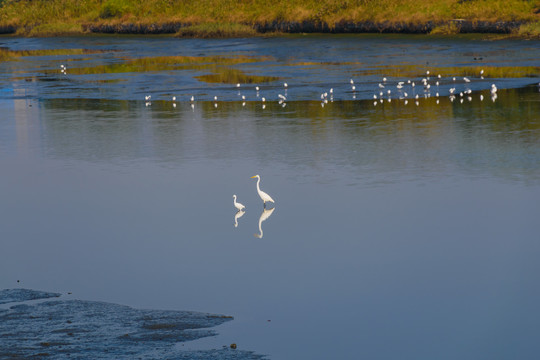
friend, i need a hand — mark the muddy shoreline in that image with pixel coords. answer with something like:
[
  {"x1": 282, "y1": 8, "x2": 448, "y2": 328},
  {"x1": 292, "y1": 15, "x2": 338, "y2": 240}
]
[{"x1": 0, "y1": 20, "x2": 524, "y2": 36}]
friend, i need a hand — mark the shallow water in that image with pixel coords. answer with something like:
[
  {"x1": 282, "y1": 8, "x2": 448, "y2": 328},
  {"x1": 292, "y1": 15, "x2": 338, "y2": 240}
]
[{"x1": 1, "y1": 34, "x2": 540, "y2": 360}]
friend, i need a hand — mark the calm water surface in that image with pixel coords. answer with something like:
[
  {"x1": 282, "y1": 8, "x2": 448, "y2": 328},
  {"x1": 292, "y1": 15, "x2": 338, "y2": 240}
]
[{"x1": 1, "y1": 35, "x2": 540, "y2": 360}]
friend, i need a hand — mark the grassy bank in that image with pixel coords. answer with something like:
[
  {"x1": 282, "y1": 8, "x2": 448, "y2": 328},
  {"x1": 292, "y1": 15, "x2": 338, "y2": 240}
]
[{"x1": 0, "y1": 0, "x2": 539, "y2": 37}]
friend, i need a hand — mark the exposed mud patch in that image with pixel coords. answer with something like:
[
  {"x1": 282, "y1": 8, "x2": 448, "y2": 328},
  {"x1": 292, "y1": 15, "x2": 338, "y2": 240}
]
[{"x1": 0, "y1": 289, "x2": 265, "y2": 359}]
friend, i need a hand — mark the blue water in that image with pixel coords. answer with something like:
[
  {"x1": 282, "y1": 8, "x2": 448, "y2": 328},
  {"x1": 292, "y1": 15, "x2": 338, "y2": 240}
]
[{"x1": 1, "y1": 34, "x2": 540, "y2": 360}]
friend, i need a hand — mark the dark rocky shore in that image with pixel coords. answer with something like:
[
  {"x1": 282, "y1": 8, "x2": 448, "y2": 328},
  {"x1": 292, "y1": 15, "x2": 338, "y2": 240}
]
[
  {"x1": 83, "y1": 20, "x2": 522, "y2": 35},
  {"x1": 0, "y1": 289, "x2": 266, "y2": 360},
  {"x1": 0, "y1": 20, "x2": 522, "y2": 35}
]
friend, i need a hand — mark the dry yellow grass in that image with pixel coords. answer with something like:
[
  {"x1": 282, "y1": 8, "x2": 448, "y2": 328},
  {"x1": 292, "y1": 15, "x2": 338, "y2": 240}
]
[{"x1": 0, "y1": 0, "x2": 538, "y2": 36}]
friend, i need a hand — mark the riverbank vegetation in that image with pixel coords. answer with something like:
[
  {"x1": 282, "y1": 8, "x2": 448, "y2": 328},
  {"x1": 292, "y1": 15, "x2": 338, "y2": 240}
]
[{"x1": 0, "y1": 0, "x2": 539, "y2": 37}]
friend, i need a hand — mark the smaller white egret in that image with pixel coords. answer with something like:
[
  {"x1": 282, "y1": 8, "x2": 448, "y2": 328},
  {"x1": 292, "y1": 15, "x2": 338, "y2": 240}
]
[
  {"x1": 255, "y1": 86, "x2": 260, "y2": 91},
  {"x1": 236, "y1": 83, "x2": 241, "y2": 88},
  {"x1": 233, "y1": 195, "x2": 245, "y2": 211},
  {"x1": 491, "y1": 84, "x2": 497, "y2": 94},
  {"x1": 190, "y1": 96, "x2": 195, "y2": 102},
  {"x1": 251, "y1": 175, "x2": 275, "y2": 208},
  {"x1": 172, "y1": 96, "x2": 176, "y2": 101},
  {"x1": 464, "y1": 77, "x2": 470, "y2": 83},
  {"x1": 145, "y1": 95, "x2": 151, "y2": 101},
  {"x1": 284, "y1": 82, "x2": 288, "y2": 88}
]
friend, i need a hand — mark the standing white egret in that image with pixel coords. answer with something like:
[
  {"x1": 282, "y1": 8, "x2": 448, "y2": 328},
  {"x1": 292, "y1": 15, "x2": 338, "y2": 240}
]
[
  {"x1": 251, "y1": 175, "x2": 275, "y2": 207},
  {"x1": 233, "y1": 195, "x2": 245, "y2": 211}
]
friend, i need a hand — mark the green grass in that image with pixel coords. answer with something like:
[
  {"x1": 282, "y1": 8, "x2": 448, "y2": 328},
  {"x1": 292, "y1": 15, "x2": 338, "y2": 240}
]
[{"x1": 1, "y1": 0, "x2": 539, "y2": 36}]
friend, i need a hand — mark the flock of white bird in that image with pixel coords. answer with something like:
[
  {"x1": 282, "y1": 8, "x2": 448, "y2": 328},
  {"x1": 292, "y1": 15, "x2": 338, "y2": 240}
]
[
  {"x1": 141, "y1": 70, "x2": 499, "y2": 108},
  {"x1": 58, "y1": 64, "x2": 500, "y2": 107}
]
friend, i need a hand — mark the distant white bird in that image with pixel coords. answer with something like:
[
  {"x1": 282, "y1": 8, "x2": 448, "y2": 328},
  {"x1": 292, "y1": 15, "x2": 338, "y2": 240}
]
[
  {"x1": 214, "y1": 96, "x2": 218, "y2": 101},
  {"x1": 351, "y1": 85, "x2": 356, "y2": 91},
  {"x1": 480, "y1": 69, "x2": 484, "y2": 75},
  {"x1": 464, "y1": 77, "x2": 470, "y2": 83},
  {"x1": 284, "y1": 82, "x2": 288, "y2": 88},
  {"x1": 278, "y1": 94, "x2": 286, "y2": 100},
  {"x1": 145, "y1": 95, "x2": 151, "y2": 101},
  {"x1": 330, "y1": 88, "x2": 333, "y2": 94},
  {"x1": 251, "y1": 175, "x2": 275, "y2": 208},
  {"x1": 236, "y1": 83, "x2": 241, "y2": 88},
  {"x1": 261, "y1": 97, "x2": 266, "y2": 102},
  {"x1": 255, "y1": 86, "x2": 260, "y2": 91},
  {"x1": 233, "y1": 195, "x2": 245, "y2": 211},
  {"x1": 350, "y1": 79, "x2": 354, "y2": 85},
  {"x1": 491, "y1": 84, "x2": 497, "y2": 94},
  {"x1": 383, "y1": 77, "x2": 387, "y2": 82},
  {"x1": 172, "y1": 96, "x2": 176, "y2": 101},
  {"x1": 190, "y1": 96, "x2": 195, "y2": 102},
  {"x1": 379, "y1": 83, "x2": 385, "y2": 88}
]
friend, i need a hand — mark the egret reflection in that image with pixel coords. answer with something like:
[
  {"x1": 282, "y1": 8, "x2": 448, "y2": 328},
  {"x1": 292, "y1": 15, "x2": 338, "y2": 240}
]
[
  {"x1": 254, "y1": 207, "x2": 275, "y2": 239},
  {"x1": 234, "y1": 210, "x2": 246, "y2": 228}
]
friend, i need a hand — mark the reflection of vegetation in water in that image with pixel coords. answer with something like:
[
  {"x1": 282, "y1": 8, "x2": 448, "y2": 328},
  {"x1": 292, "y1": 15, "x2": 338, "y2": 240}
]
[{"x1": 36, "y1": 86, "x2": 540, "y2": 178}]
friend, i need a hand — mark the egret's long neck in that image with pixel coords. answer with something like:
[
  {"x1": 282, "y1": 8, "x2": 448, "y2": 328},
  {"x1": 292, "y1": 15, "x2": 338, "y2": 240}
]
[{"x1": 256, "y1": 177, "x2": 262, "y2": 194}]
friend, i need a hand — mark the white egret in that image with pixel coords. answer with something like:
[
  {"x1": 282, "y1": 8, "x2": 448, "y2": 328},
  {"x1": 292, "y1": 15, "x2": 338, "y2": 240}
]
[
  {"x1": 190, "y1": 96, "x2": 195, "y2": 102},
  {"x1": 464, "y1": 77, "x2": 470, "y2": 83},
  {"x1": 233, "y1": 195, "x2": 245, "y2": 211},
  {"x1": 236, "y1": 83, "x2": 241, "y2": 88},
  {"x1": 255, "y1": 86, "x2": 260, "y2": 91},
  {"x1": 284, "y1": 82, "x2": 288, "y2": 88},
  {"x1": 251, "y1": 175, "x2": 275, "y2": 207},
  {"x1": 172, "y1": 96, "x2": 176, "y2": 101},
  {"x1": 491, "y1": 84, "x2": 497, "y2": 94}
]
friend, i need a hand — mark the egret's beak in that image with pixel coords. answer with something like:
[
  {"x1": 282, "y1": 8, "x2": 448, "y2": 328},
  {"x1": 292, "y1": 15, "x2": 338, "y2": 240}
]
[{"x1": 250, "y1": 176, "x2": 256, "y2": 178}]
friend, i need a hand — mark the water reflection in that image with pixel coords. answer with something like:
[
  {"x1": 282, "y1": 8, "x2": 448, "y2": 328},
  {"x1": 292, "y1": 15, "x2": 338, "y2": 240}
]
[
  {"x1": 254, "y1": 207, "x2": 275, "y2": 239},
  {"x1": 234, "y1": 210, "x2": 245, "y2": 228}
]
